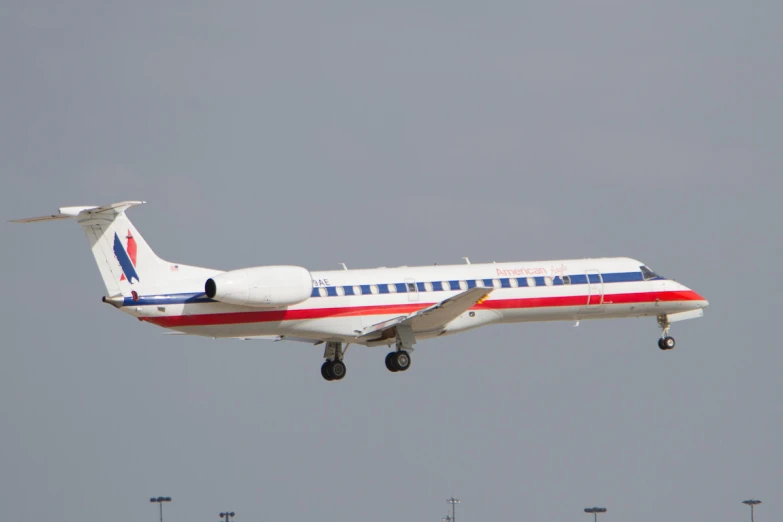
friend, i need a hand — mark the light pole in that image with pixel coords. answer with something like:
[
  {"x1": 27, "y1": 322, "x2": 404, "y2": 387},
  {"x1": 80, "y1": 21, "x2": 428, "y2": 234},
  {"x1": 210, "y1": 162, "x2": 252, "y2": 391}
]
[
  {"x1": 220, "y1": 511, "x2": 236, "y2": 522},
  {"x1": 150, "y1": 497, "x2": 171, "y2": 522},
  {"x1": 584, "y1": 507, "x2": 607, "y2": 522},
  {"x1": 743, "y1": 500, "x2": 761, "y2": 522},
  {"x1": 446, "y1": 497, "x2": 460, "y2": 522}
]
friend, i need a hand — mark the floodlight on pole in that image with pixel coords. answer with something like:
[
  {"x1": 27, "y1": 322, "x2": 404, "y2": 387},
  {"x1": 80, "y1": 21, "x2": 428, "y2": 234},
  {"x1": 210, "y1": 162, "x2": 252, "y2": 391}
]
[
  {"x1": 446, "y1": 497, "x2": 460, "y2": 522},
  {"x1": 150, "y1": 497, "x2": 172, "y2": 522},
  {"x1": 743, "y1": 500, "x2": 761, "y2": 522},
  {"x1": 220, "y1": 511, "x2": 236, "y2": 522},
  {"x1": 584, "y1": 507, "x2": 607, "y2": 522}
]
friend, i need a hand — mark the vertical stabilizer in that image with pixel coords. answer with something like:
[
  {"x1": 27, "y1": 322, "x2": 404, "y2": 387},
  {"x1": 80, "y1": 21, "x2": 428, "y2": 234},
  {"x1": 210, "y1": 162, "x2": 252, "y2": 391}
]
[
  {"x1": 12, "y1": 201, "x2": 217, "y2": 298},
  {"x1": 74, "y1": 202, "x2": 169, "y2": 295}
]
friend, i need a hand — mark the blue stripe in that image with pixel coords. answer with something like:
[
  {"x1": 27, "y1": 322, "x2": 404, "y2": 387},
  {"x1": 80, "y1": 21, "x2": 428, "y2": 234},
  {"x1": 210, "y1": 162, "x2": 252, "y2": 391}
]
[
  {"x1": 603, "y1": 272, "x2": 644, "y2": 283},
  {"x1": 124, "y1": 292, "x2": 213, "y2": 307},
  {"x1": 113, "y1": 233, "x2": 140, "y2": 284},
  {"x1": 122, "y1": 271, "x2": 655, "y2": 306},
  {"x1": 570, "y1": 274, "x2": 588, "y2": 285}
]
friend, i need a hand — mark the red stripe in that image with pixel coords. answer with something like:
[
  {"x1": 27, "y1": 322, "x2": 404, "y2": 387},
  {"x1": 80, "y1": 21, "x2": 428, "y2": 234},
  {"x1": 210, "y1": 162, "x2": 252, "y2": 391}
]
[{"x1": 143, "y1": 290, "x2": 704, "y2": 329}]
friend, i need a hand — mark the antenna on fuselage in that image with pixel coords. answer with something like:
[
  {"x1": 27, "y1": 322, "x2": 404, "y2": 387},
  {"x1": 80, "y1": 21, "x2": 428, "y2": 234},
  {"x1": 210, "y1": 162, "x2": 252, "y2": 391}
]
[
  {"x1": 462, "y1": 257, "x2": 471, "y2": 264},
  {"x1": 339, "y1": 263, "x2": 347, "y2": 270}
]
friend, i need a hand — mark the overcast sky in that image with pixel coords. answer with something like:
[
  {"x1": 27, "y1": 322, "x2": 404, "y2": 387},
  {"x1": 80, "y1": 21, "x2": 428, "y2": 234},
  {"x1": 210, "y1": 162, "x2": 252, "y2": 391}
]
[{"x1": 2, "y1": 1, "x2": 781, "y2": 521}]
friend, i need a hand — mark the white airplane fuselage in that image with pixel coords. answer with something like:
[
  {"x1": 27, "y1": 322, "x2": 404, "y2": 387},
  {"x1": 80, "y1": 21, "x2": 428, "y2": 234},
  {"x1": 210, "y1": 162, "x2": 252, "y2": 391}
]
[{"x1": 124, "y1": 258, "x2": 707, "y2": 343}]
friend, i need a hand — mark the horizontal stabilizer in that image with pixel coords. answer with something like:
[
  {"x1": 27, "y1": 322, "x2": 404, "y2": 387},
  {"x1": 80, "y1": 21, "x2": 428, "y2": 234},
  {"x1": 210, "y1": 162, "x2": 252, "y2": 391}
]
[
  {"x1": 10, "y1": 213, "x2": 73, "y2": 224},
  {"x1": 10, "y1": 201, "x2": 145, "y2": 223}
]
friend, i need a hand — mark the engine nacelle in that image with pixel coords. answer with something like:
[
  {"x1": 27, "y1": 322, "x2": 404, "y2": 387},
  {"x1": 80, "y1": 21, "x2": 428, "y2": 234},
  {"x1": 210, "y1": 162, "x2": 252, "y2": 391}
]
[{"x1": 205, "y1": 266, "x2": 312, "y2": 308}]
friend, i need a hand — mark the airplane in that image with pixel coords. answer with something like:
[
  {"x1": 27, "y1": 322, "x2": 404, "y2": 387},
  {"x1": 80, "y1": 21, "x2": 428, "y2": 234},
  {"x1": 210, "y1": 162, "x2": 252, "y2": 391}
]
[{"x1": 12, "y1": 201, "x2": 709, "y2": 381}]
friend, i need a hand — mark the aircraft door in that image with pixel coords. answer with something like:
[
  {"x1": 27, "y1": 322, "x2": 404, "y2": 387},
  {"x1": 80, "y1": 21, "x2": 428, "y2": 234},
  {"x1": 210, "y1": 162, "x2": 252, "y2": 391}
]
[
  {"x1": 405, "y1": 278, "x2": 420, "y2": 302},
  {"x1": 585, "y1": 269, "x2": 604, "y2": 307}
]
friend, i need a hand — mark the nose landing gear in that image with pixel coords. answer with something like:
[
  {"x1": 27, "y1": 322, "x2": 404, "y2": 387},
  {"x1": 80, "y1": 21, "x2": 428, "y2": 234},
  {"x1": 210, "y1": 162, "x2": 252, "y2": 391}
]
[
  {"x1": 657, "y1": 315, "x2": 676, "y2": 350},
  {"x1": 658, "y1": 336, "x2": 676, "y2": 350}
]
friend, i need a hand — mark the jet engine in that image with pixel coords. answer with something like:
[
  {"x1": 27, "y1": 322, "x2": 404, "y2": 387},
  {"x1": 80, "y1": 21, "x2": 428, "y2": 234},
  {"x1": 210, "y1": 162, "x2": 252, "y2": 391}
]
[{"x1": 205, "y1": 266, "x2": 312, "y2": 307}]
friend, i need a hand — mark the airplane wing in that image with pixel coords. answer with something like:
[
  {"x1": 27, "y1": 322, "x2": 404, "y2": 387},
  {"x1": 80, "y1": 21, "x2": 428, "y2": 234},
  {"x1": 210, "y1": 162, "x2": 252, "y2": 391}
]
[{"x1": 356, "y1": 286, "x2": 493, "y2": 342}]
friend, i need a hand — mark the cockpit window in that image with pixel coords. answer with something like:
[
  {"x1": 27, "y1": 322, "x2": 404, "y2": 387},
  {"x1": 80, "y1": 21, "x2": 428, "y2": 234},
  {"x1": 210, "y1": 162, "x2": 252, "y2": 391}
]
[{"x1": 640, "y1": 266, "x2": 661, "y2": 281}]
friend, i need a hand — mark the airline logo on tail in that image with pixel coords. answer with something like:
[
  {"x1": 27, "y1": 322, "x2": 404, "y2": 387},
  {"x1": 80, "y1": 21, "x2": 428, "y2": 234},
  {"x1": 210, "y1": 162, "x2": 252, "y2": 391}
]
[{"x1": 113, "y1": 231, "x2": 140, "y2": 284}]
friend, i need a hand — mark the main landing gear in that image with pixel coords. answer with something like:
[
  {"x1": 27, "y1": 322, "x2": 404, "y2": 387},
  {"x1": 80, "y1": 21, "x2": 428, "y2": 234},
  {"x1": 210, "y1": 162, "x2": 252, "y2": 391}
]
[
  {"x1": 385, "y1": 350, "x2": 412, "y2": 372},
  {"x1": 657, "y1": 315, "x2": 676, "y2": 351},
  {"x1": 385, "y1": 324, "x2": 415, "y2": 373},
  {"x1": 321, "y1": 341, "x2": 347, "y2": 381}
]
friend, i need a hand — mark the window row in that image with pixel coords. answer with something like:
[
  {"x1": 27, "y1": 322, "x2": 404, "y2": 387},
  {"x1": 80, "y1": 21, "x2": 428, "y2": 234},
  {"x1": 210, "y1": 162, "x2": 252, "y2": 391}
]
[{"x1": 311, "y1": 275, "x2": 585, "y2": 298}]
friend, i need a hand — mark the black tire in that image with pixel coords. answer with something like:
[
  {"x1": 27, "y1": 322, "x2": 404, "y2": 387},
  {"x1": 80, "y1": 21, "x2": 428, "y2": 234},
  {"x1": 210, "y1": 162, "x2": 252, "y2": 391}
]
[
  {"x1": 321, "y1": 361, "x2": 334, "y2": 381},
  {"x1": 394, "y1": 351, "x2": 411, "y2": 371},
  {"x1": 663, "y1": 336, "x2": 676, "y2": 350},
  {"x1": 331, "y1": 360, "x2": 347, "y2": 380},
  {"x1": 385, "y1": 352, "x2": 399, "y2": 372},
  {"x1": 658, "y1": 338, "x2": 666, "y2": 350}
]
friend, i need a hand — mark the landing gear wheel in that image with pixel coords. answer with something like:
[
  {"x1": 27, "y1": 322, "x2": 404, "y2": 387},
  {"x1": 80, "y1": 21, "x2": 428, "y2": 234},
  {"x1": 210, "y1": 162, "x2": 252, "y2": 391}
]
[
  {"x1": 330, "y1": 360, "x2": 347, "y2": 380},
  {"x1": 385, "y1": 352, "x2": 399, "y2": 372},
  {"x1": 658, "y1": 338, "x2": 665, "y2": 350},
  {"x1": 662, "y1": 336, "x2": 676, "y2": 350},
  {"x1": 393, "y1": 351, "x2": 411, "y2": 372},
  {"x1": 321, "y1": 361, "x2": 335, "y2": 381}
]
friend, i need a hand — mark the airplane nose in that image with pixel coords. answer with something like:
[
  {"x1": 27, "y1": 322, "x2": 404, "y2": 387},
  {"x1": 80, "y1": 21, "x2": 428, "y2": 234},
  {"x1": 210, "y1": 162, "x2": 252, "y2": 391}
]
[{"x1": 690, "y1": 290, "x2": 709, "y2": 308}]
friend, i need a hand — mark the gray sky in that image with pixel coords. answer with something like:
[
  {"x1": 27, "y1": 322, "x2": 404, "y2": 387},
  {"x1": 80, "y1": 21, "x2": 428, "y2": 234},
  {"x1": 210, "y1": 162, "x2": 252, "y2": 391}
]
[{"x1": 2, "y1": 1, "x2": 781, "y2": 521}]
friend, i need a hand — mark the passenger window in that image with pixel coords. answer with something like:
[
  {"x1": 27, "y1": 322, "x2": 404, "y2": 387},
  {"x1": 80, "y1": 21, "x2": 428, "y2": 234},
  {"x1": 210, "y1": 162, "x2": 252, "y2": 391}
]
[
  {"x1": 388, "y1": 284, "x2": 397, "y2": 293},
  {"x1": 318, "y1": 287, "x2": 328, "y2": 297},
  {"x1": 475, "y1": 279, "x2": 484, "y2": 288},
  {"x1": 336, "y1": 286, "x2": 345, "y2": 296},
  {"x1": 492, "y1": 279, "x2": 502, "y2": 288},
  {"x1": 353, "y1": 285, "x2": 361, "y2": 295},
  {"x1": 442, "y1": 281, "x2": 451, "y2": 291},
  {"x1": 509, "y1": 278, "x2": 518, "y2": 288},
  {"x1": 407, "y1": 282, "x2": 416, "y2": 292},
  {"x1": 562, "y1": 275, "x2": 571, "y2": 285},
  {"x1": 370, "y1": 284, "x2": 379, "y2": 295},
  {"x1": 459, "y1": 280, "x2": 468, "y2": 290},
  {"x1": 424, "y1": 282, "x2": 433, "y2": 292},
  {"x1": 527, "y1": 277, "x2": 536, "y2": 287},
  {"x1": 544, "y1": 277, "x2": 553, "y2": 286}
]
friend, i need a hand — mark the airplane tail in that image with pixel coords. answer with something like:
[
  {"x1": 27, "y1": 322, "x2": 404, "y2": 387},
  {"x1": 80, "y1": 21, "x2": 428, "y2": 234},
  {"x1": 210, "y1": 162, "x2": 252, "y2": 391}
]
[{"x1": 11, "y1": 201, "x2": 208, "y2": 298}]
